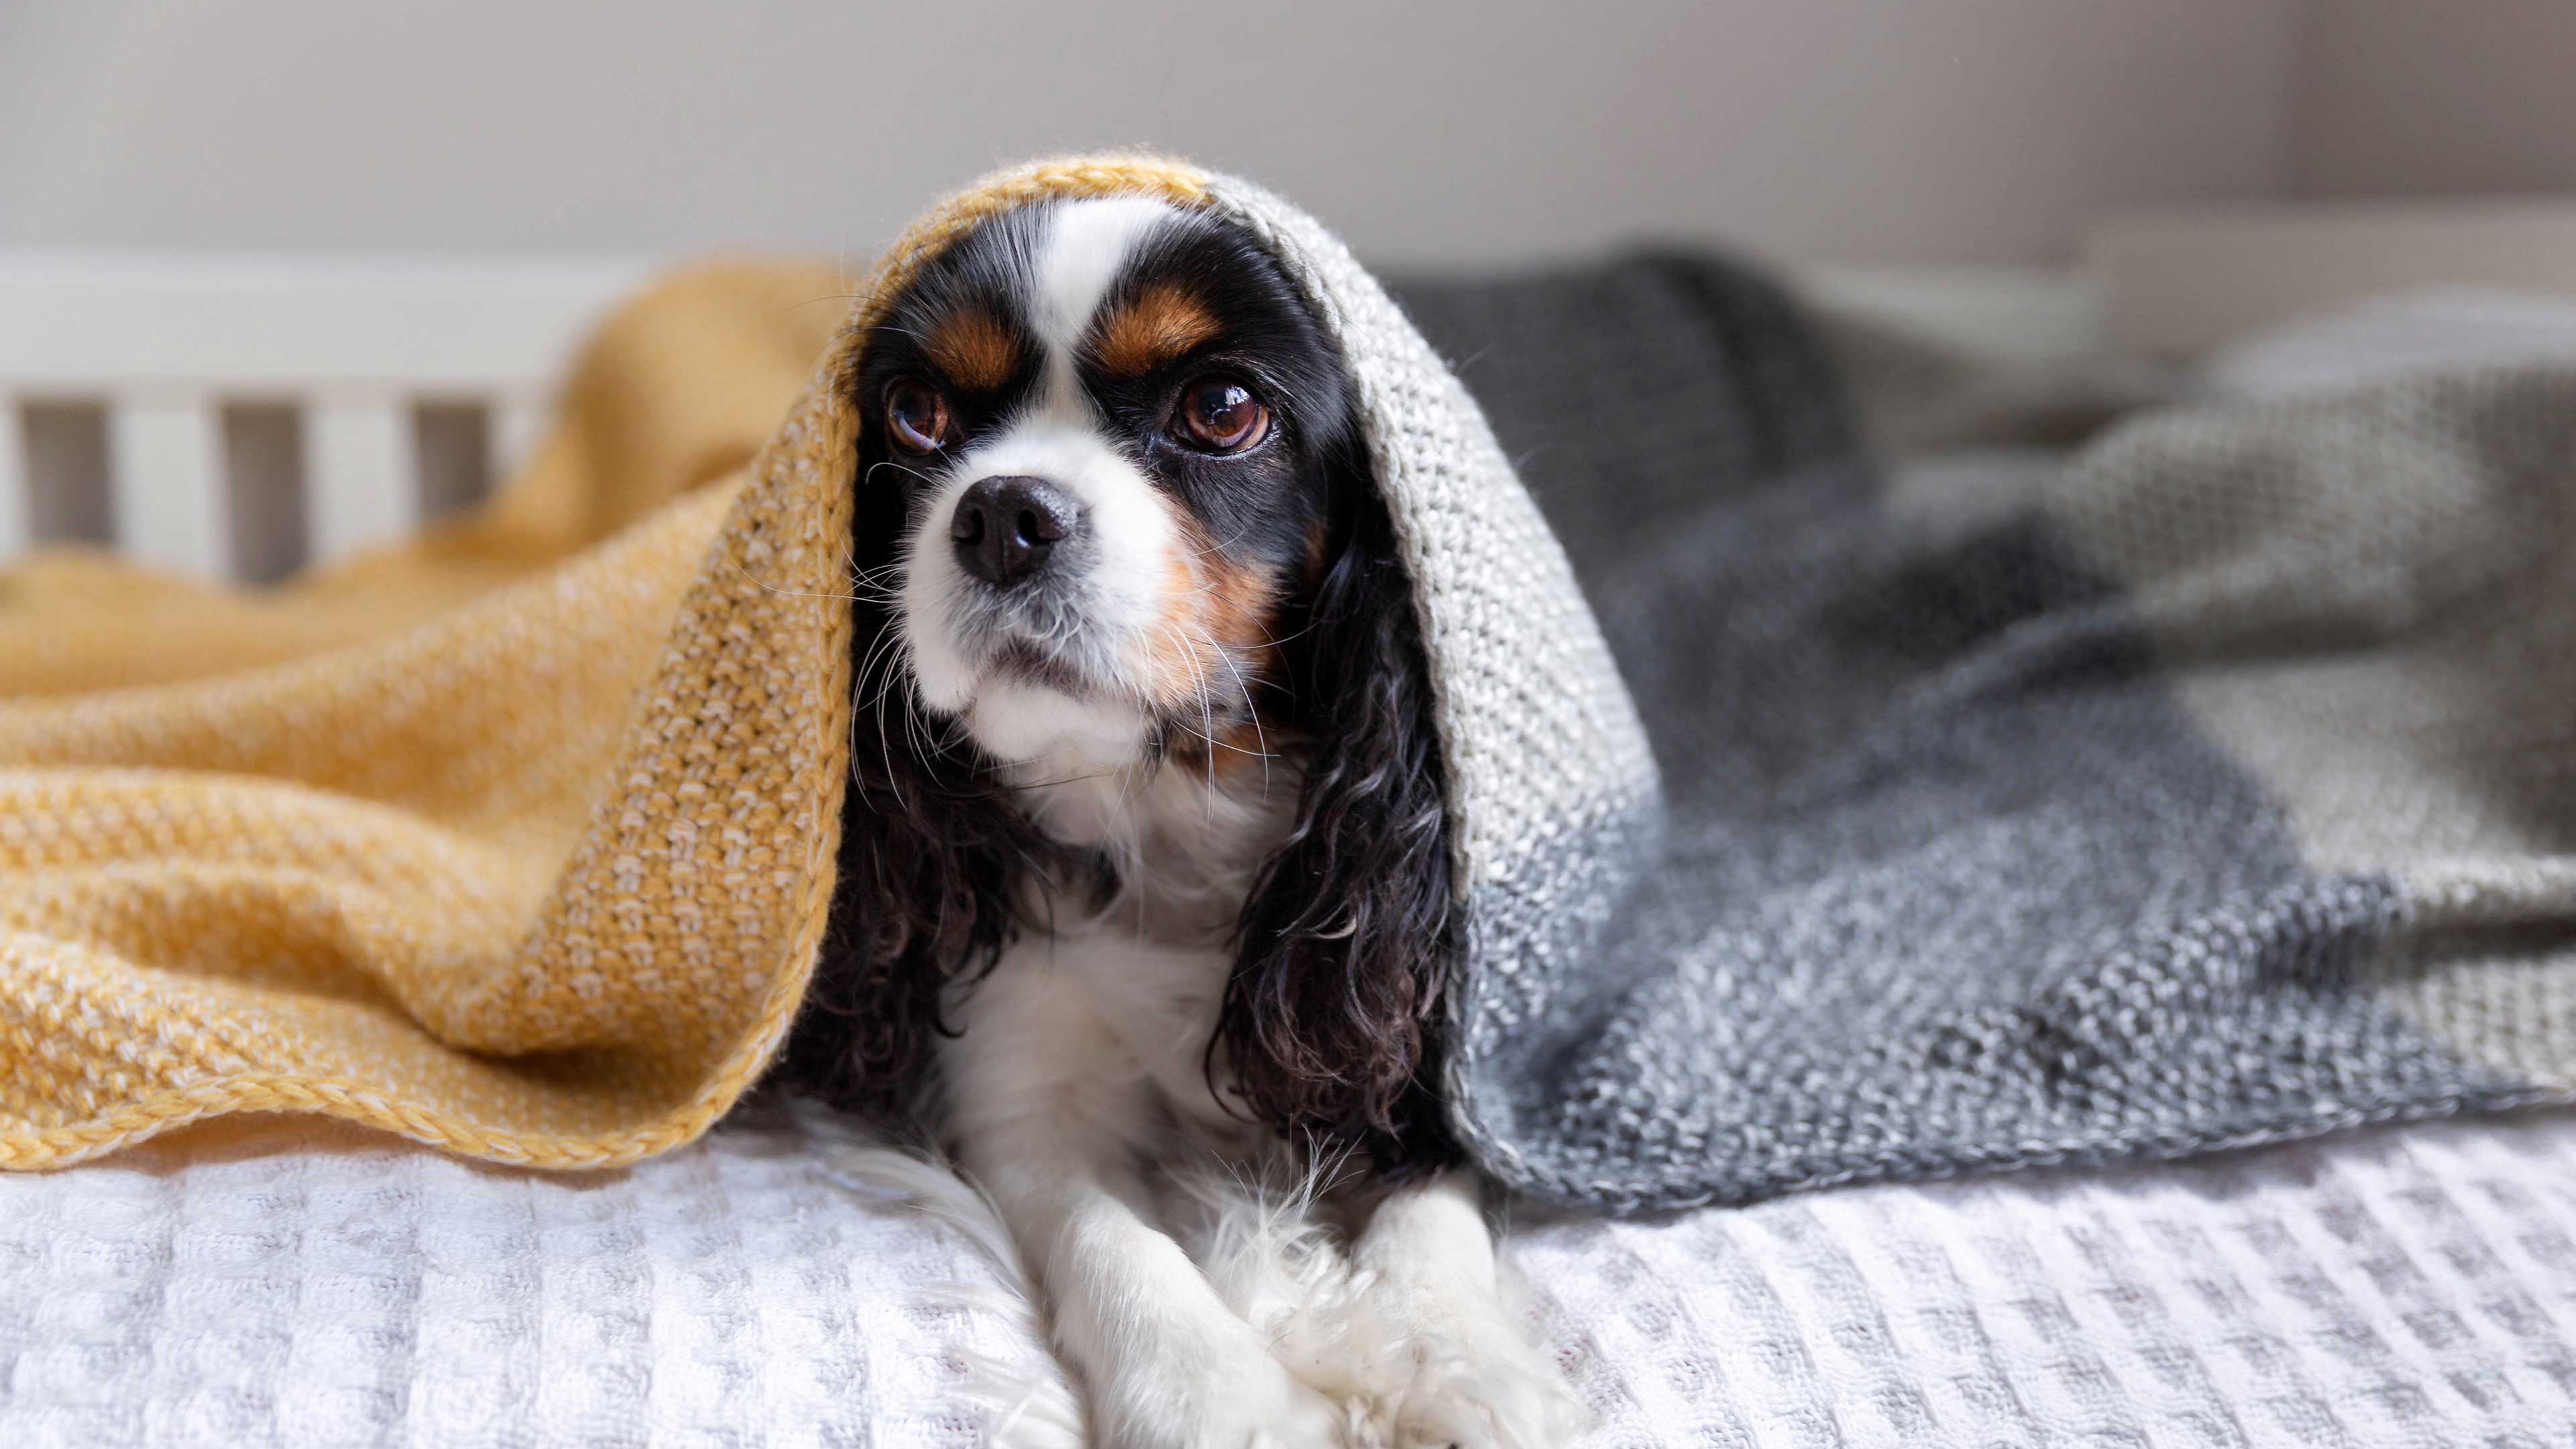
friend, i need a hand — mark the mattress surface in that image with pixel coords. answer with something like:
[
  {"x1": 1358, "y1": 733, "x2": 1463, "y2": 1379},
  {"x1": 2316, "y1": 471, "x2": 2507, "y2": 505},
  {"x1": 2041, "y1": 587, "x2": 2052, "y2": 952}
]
[{"x1": 7, "y1": 1099, "x2": 2576, "y2": 1446}]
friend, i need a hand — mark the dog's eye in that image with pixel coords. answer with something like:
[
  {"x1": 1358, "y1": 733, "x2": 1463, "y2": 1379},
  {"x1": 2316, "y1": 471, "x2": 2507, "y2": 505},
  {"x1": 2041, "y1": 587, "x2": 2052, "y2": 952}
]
[
  {"x1": 885, "y1": 379, "x2": 953, "y2": 453},
  {"x1": 1173, "y1": 376, "x2": 1269, "y2": 454}
]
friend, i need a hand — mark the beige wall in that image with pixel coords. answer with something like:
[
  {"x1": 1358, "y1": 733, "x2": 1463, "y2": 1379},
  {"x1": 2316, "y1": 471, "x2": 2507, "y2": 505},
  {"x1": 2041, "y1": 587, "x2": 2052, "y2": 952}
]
[
  {"x1": 15, "y1": 1, "x2": 2569, "y2": 269},
  {"x1": 0, "y1": 0, "x2": 2299, "y2": 267},
  {"x1": 2292, "y1": 0, "x2": 2576, "y2": 197}
]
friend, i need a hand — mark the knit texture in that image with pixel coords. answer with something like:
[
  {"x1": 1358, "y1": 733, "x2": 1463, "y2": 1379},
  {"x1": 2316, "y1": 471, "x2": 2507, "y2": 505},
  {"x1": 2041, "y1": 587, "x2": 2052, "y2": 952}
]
[{"x1": 1403, "y1": 257, "x2": 2576, "y2": 1211}]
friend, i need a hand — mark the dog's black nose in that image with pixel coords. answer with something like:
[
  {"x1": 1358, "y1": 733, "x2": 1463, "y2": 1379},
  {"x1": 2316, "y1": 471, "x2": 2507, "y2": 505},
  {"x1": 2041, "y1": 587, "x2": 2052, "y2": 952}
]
[{"x1": 951, "y1": 475, "x2": 1081, "y2": 588}]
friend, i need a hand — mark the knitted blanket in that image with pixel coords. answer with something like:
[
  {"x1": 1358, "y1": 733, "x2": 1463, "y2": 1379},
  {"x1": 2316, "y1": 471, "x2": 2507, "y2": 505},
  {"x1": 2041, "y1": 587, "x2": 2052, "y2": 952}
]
[
  {"x1": 7, "y1": 154, "x2": 2574, "y2": 1219},
  {"x1": 1420, "y1": 286, "x2": 2576, "y2": 1212}
]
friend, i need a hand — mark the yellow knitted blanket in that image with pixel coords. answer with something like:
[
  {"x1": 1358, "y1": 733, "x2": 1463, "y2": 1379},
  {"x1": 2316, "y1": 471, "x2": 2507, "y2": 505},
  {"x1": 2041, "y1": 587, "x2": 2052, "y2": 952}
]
[{"x1": 0, "y1": 156, "x2": 1212, "y2": 1170}]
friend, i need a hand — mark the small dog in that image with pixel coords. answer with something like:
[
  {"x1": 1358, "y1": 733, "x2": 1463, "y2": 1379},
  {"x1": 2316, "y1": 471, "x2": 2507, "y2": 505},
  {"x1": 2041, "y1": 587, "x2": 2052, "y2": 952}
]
[{"x1": 781, "y1": 196, "x2": 1582, "y2": 1447}]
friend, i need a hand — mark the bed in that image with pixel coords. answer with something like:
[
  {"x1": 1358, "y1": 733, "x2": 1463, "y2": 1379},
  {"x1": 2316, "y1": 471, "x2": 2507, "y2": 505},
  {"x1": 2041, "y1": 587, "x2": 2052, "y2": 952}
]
[{"x1": 7, "y1": 208, "x2": 2576, "y2": 1448}]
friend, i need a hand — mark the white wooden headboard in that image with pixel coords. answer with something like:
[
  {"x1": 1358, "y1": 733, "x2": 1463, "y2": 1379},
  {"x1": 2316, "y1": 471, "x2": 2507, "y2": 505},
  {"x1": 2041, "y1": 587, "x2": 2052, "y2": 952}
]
[{"x1": 0, "y1": 253, "x2": 649, "y2": 580}]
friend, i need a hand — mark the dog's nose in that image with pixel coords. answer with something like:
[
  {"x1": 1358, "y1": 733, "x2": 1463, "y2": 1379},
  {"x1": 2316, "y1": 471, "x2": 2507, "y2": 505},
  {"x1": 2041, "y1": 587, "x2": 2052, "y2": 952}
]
[{"x1": 951, "y1": 475, "x2": 1081, "y2": 588}]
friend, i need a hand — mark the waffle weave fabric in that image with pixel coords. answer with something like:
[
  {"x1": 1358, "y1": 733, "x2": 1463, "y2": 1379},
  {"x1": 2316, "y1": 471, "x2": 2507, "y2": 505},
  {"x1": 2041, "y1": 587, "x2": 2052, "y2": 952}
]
[{"x1": 9, "y1": 1104, "x2": 2576, "y2": 1447}]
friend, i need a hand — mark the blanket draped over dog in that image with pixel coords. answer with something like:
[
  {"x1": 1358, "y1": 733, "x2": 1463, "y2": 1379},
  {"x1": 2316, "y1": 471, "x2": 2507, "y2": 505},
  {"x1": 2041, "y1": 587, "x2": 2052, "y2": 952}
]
[{"x1": 5, "y1": 155, "x2": 2574, "y2": 1213}]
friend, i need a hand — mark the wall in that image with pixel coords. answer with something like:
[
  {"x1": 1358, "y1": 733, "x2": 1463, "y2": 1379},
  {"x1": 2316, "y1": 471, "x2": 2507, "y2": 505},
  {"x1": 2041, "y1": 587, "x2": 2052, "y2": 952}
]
[
  {"x1": 0, "y1": 0, "x2": 2300, "y2": 268},
  {"x1": 2291, "y1": 0, "x2": 2576, "y2": 198}
]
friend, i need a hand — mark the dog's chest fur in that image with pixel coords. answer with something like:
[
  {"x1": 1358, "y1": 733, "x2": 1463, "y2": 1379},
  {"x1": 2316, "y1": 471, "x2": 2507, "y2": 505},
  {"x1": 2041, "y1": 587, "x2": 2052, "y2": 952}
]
[{"x1": 1001, "y1": 747, "x2": 1301, "y2": 1143}]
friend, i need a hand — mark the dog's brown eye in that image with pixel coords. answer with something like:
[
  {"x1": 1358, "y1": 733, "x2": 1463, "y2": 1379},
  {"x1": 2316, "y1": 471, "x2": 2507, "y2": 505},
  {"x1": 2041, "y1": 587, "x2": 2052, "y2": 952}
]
[
  {"x1": 885, "y1": 379, "x2": 952, "y2": 452},
  {"x1": 1175, "y1": 376, "x2": 1269, "y2": 453}
]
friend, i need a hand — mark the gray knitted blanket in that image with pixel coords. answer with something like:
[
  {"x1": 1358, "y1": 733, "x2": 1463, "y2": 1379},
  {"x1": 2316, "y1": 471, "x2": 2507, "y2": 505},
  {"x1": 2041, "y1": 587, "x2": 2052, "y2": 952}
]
[{"x1": 1385, "y1": 260, "x2": 2576, "y2": 1214}]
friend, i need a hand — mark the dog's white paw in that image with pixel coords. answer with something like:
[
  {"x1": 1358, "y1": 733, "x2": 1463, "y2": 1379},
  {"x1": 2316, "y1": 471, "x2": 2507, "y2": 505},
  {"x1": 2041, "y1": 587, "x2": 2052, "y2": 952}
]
[
  {"x1": 1160, "y1": 1166, "x2": 1581, "y2": 1448},
  {"x1": 1356, "y1": 1273, "x2": 1588, "y2": 1449},
  {"x1": 1093, "y1": 1328, "x2": 1351, "y2": 1449}
]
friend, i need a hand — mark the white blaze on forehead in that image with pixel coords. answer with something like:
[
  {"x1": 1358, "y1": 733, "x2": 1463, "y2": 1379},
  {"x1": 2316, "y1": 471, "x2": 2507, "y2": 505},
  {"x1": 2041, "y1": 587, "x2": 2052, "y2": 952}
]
[{"x1": 1030, "y1": 196, "x2": 1176, "y2": 416}]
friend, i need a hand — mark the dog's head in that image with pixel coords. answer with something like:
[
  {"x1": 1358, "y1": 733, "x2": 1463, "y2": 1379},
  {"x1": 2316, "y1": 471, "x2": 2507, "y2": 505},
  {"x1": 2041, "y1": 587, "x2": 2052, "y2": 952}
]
[
  {"x1": 857, "y1": 196, "x2": 1348, "y2": 782},
  {"x1": 790, "y1": 197, "x2": 1459, "y2": 1172}
]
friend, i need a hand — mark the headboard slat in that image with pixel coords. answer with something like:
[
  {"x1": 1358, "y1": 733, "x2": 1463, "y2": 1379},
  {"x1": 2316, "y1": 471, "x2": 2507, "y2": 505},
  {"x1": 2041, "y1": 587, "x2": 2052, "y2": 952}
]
[
  {"x1": 306, "y1": 398, "x2": 420, "y2": 566},
  {"x1": 491, "y1": 397, "x2": 550, "y2": 486},
  {"x1": 0, "y1": 401, "x2": 26, "y2": 561},
  {"x1": 107, "y1": 396, "x2": 227, "y2": 578}
]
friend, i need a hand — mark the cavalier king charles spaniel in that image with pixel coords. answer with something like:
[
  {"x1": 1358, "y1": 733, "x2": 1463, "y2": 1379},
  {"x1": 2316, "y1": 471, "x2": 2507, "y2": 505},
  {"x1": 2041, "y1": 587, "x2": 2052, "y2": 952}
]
[{"x1": 781, "y1": 196, "x2": 1580, "y2": 1448}]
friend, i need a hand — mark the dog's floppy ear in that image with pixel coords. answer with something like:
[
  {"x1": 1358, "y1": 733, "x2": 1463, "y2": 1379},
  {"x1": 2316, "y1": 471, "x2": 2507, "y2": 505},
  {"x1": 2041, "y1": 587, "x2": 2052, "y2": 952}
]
[
  {"x1": 773, "y1": 408, "x2": 1061, "y2": 1122},
  {"x1": 1221, "y1": 438, "x2": 1464, "y2": 1176}
]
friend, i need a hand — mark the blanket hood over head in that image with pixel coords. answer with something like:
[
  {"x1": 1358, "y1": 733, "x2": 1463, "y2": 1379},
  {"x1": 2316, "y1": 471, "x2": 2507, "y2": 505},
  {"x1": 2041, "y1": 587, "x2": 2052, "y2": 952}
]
[{"x1": 0, "y1": 156, "x2": 1659, "y2": 1179}]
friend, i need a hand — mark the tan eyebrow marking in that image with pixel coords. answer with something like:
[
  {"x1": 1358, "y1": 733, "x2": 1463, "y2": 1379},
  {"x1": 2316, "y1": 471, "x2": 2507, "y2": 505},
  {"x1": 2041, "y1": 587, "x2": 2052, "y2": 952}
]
[
  {"x1": 924, "y1": 307, "x2": 1022, "y2": 392},
  {"x1": 1092, "y1": 282, "x2": 1224, "y2": 376}
]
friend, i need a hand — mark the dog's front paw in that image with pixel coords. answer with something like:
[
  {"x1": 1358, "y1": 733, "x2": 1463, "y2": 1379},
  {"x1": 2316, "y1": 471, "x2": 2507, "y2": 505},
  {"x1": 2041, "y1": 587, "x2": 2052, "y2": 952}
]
[
  {"x1": 1094, "y1": 1326, "x2": 1350, "y2": 1449},
  {"x1": 1360, "y1": 1272, "x2": 1587, "y2": 1449}
]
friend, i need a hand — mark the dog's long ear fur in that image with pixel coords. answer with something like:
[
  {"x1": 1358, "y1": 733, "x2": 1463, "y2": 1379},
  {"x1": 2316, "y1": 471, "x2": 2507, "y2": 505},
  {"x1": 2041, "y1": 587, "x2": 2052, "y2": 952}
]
[
  {"x1": 773, "y1": 409, "x2": 1071, "y2": 1122},
  {"x1": 1222, "y1": 440, "x2": 1464, "y2": 1177}
]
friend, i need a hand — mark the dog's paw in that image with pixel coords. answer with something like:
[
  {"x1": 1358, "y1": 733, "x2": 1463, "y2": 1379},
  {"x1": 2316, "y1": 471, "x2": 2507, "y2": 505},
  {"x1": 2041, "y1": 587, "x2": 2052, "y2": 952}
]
[
  {"x1": 1358, "y1": 1273, "x2": 1588, "y2": 1449},
  {"x1": 1093, "y1": 1328, "x2": 1351, "y2": 1449}
]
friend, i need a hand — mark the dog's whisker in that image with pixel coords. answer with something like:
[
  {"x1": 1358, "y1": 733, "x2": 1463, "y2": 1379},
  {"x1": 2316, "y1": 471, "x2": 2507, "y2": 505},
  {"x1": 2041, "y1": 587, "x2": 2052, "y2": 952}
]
[
  {"x1": 1175, "y1": 518, "x2": 1263, "y2": 563},
  {"x1": 1197, "y1": 621, "x2": 1275, "y2": 796}
]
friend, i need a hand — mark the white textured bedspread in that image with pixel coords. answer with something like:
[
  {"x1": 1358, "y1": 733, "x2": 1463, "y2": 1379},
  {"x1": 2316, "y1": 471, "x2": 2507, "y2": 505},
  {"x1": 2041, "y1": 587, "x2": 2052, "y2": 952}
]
[{"x1": 7, "y1": 1100, "x2": 2575, "y2": 1447}]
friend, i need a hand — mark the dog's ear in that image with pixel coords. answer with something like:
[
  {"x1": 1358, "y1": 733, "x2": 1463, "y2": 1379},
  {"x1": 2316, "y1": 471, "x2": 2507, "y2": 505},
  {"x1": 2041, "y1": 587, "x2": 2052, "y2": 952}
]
[
  {"x1": 773, "y1": 416, "x2": 1057, "y2": 1122},
  {"x1": 1221, "y1": 442, "x2": 1463, "y2": 1175}
]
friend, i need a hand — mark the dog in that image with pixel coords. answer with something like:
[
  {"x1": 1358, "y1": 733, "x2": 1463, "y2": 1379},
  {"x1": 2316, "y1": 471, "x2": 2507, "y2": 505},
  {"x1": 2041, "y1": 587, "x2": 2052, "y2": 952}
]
[{"x1": 778, "y1": 195, "x2": 1582, "y2": 1448}]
